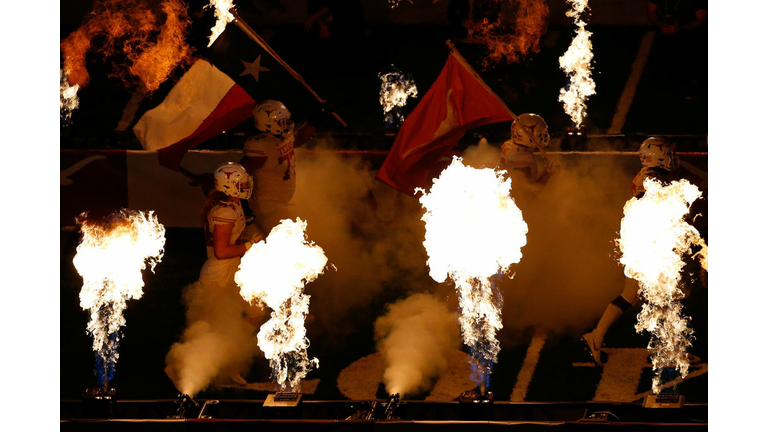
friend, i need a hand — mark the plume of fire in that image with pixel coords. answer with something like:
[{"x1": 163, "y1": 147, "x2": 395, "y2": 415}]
[
  {"x1": 60, "y1": 0, "x2": 192, "y2": 95},
  {"x1": 617, "y1": 178, "x2": 704, "y2": 394},
  {"x1": 60, "y1": 69, "x2": 80, "y2": 123},
  {"x1": 418, "y1": 156, "x2": 528, "y2": 390},
  {"x1": 465, "y1": 0, "x2": 549, "y2": 68},
  {"x1": 235, "y1": 218, "x2": 328, "y2": 392},
  {"x1": 388, "y1": 0, "x2": 413, "y2": 8},
  {"x1": 558, "y1": 0, "x2": 596, "y2": 129},
  {"x1": 73, "y1": 209, "x2": 166, "y2": 390},
  {"x1": 205, "y1": 0, "x2": 235, "y2": 47},
  {"x1": 379, "y1": 66, "x2": 418, "y2": 128}
]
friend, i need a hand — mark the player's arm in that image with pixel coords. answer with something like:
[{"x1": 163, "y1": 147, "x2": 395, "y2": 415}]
[
  {"x1": 293, "y1": 123, "x2": 317, "y2": 149},
  {"x1": 294, "y1": 101, "x2": 334, "y2": 148},
  {"x1": 212, "y1": 223, "x2": 248, "y2": 259}
]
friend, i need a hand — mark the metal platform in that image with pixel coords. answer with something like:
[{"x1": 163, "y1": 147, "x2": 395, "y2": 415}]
[{"x1": 61, "y1": 398, "x2": 708, "y2": 431}]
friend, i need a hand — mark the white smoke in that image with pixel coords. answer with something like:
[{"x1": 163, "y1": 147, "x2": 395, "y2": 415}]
[
  {"x1": 165, "y1": 276, "x2": 263, "y2": 396},
  {"x1": 374, "y1": 293, "x2": 460, "y2": 397}
]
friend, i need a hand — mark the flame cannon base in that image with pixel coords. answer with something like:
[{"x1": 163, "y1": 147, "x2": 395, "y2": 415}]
[
  {"x1": 263, "y1": 392, "x2": 302, "y2": 419},
  {"x1": 81, "y1": 387, "x2": 116, "y2": 419},
  {"x1": 458, "y1": 389, "x2": 493, "y2": 420},
  {"x1": 167, "y1": 393, "x2": 199, "y2": 419}
]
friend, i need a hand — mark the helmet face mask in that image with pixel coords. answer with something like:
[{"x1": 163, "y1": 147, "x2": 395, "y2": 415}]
[
  {"x1": 639, "y1": 137, "x2": 679, "y2": 171},
  {"x1": 253, "y1": 100, "x2": 294, "y2": 139},
  {"x1": 214, "y1": 162, "x2": 253, "y2": 199},
  {"x1": 511, "y1": 113, "x2": 550, "y2": 148}
]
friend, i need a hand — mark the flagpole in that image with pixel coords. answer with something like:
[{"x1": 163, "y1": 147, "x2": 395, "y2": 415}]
[
  {"x1": 230, "y1": 10, "x2": 347, "y2": 128},
  {"x1": 445, "y1": 40, "x2": 553, "y2": 167}
]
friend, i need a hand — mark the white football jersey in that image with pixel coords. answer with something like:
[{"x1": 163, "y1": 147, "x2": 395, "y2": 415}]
[
  {"x1": 244, "y1": 133, "x2": 297, "y2": 215},
  {"x1": 205, "y1": 200, "x2": 246, "y2": 263}
]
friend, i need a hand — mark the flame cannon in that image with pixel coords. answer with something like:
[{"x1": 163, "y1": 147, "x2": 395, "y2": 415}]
[
  {"x1": 73, "y1": 209, "x2": 165, "y2": 393},
  {"x1": 418, "y1": 157, "x2": 528, "y2": 396},
  {"x1": 235, "y1": 218, "x2": 329, "y2": 393}
]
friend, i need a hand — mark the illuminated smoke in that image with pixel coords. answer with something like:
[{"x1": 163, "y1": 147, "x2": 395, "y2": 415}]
[
  {"x1": 236, "y1": 218, "x2": 329, "y2": 392},
  {"x1": 379, "y1": 66, "x2": 418, "y2": 128},
  {"x1": 60, "y1": 0, "x2": 192, "y2": 95},
  {"x1": 558, "y1": 0, "x2": 596, "y2": 129},
  {"x1": 205, "y1": 0, "x2": 235, "y2": 47},
  {"x1": 617, "y1": 178, "x2": 705, "y2": 393},
  {"x1": 418, "y1": 156, "x2": 527, "y2": 390},
  {"x1": 73, "y1": 209, "x2": 165, "y2": 390},
  {"x1": 375, "y1": 293, "x2": 460, "y2": 397},
  {"x1": 60, "y1": 69, "x2": 80, "y2": 124},
  {"x1": 465, "y1": 0, "x2": 549, "y2": 68}
]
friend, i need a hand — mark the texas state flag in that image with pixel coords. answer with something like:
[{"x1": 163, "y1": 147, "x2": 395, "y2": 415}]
[
  {"x1": 133, "y1": 58, "x2": 256, "y2": 170},
  {"x1": 133, "y1": 18, "x2": 310, "y2": 170}
]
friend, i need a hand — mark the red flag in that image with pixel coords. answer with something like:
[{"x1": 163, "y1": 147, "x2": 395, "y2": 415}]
[
  {"x1": 375, "y1": 51, "x2": 515, "y2": 195},
  {"x1": 133, "y1": 59, "x2": 257, "y2": 170}
]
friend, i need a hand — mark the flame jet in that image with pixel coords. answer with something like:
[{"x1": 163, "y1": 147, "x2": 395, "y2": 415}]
[
  {"x1": 73, "y1": 209, "x2": 166, "y2": 390},
  {"x1": 558, "y1": 0, "x2": 596, "y2": 129},
  {"x1": 617, "y1": 178, "x2": 705, "y2": 393},
  {"x1": 379, "y1": 66, "x2": 418, "y2": 128},
  {"x1": 418, "y1": 157, "x2": 528, "y2": 392},
  {"x1": 205, "y1": 0, "x2": 235, "y2": 47},
  {"x1": 235, "y1": 218, "x2": 328, "y2": 392},
  {"x1": 60, "y1": 69, "x2": 80, "y2": 123}
]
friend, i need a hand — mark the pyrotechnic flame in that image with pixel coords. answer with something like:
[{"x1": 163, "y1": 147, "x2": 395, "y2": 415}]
[
  {"x1": 73, "y1": 209, "x2": 166, "y2": 390},
  {"x1": 558, "y1": 0, "x2": 596, "y2": 129},
  {"x1": 205, "y1": 0, "x2": 235, "y2": 47},
  {"x1": 388, "y1": 0, "x2": 413, "y2": 8},
  {"x1": 379, "y1": 66, "x2": 418, "y2": 128},
  {"x1": 418, "y1": 157, "x2": 527, "y2": 389},
  {"x1": 617, "y1": 178, "x2": 704, "y2": 393},
  {"x1": 465, "y1": 0, "x2": 549, "y2": 68},
  {"x1": 60, "y1": 0, "x2": 192, "y2": 94},
  {"x1": 60, "y1": 69, "x2": 80, "y2": 123},
  {"x1": 235, "y1": 218, "x2": 328, "y2": 392}
]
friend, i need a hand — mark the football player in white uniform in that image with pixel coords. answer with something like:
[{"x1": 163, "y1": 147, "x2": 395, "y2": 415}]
[
  {"x1": 581, "y1": 137, "x2": 680, "y2": 366},
  {"x1": 165, "y1": 162, "x2": 264, "y2": 389},
  {"x1": 499, "y1": 113, "x2": 556, "y2": 184},
  {"x1": 240, "y1": 100, "x2": 328, "y2": 238}
]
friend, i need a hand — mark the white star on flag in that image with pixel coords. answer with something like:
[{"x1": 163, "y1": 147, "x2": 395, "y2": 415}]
[{"x1": 240, "y1": 55, "x2": 270, "y2": 82}]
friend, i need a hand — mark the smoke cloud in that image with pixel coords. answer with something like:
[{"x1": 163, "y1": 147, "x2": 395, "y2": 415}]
[
  {"x1": 165, "y1": 275, "x2": 263, "y2": 396},
  {"x1": 280, "y1": 135, "x2": 634, "y2": 359},
  {"x1": 461, "y1": 139, "x2": 634, "y2": 342},
  {"x1": 291, "y1": 144, "x2": 435, "y2": 342},
  {"x1": 374, "y1": 293, "x2": 460, "y2": 397}
]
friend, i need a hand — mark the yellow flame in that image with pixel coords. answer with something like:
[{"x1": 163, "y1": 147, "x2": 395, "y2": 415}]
[
  {"x1": 379, "y1": 71, "x2": 418, "y2": 114},
  {"x1": 558, "y1": 0, "x2": 596, "y2": 129},
  {"x1": 60, "y1": 69, "x2": 80, "y2": 123},
  {"x1": 235, "y1": 218, "x2": 328, "y2": 392},
  {"x1": 617, "y1": 178, "x2": 703, "y2": 393},
  {"x1": 60, "y1": 0, "x2": 192, "y2": 94},
  {"x1": 418, "y1": 157, "x2": 527, "y2": 384},
  {"x1": 73, "y1": 210, "x2": 166, "y2": 385},
  {"x1": 206, "y1": 0, "x2": 235, "y2": 47},
  {"x1": 465, "y1": 0, "x2": 549, "y2": 68}
]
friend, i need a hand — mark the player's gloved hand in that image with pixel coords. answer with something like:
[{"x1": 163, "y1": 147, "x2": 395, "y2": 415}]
[{"x1": 244, "y1": 232, "x2": 264, "y2": 251}]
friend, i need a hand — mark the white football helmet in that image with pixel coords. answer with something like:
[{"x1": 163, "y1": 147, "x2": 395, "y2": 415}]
[
  {"x1": 510, "y1": 113, "x2": 550, "y2": 148},
  {"x1": 639, "y1": 136, "x2": 679, "y2": 171},
  {"x1": 214, "y1": 162, "x2": 253, "y2": 199},
  {"x1": 253, "y1": 100, "x2": 294, "y2": 138}
]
